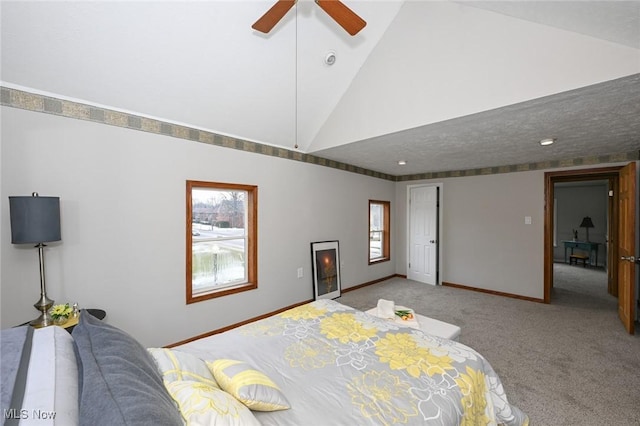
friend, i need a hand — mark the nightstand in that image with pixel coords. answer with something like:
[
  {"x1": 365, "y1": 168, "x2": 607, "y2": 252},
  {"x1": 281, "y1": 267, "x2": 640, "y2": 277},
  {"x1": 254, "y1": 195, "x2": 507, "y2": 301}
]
[
  {"x1": 17, "y1": 309, "x2": 106, "y2": 332},
  {"x1": 61, "y1": 309, "x2": 106, "y2": 333}
]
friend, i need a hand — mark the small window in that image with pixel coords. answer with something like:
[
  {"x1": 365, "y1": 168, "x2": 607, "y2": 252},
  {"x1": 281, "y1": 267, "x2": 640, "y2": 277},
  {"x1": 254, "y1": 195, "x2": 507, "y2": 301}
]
[
  {"x1": 186, "y1": 180, "x2": 257, "y2": 304},
  {"x1": 369, "y1": 200, "x2": 390, "y2": 264}
]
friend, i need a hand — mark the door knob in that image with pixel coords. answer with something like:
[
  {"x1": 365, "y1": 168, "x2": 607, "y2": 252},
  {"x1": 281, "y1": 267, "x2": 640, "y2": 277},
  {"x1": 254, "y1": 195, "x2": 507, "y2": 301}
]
[
  {"x1": 620, "y1": 256, "x2": 637, "y2": 262},
  {"x1": 430, "y1": 240, "x2": 436, "y2": 244}
]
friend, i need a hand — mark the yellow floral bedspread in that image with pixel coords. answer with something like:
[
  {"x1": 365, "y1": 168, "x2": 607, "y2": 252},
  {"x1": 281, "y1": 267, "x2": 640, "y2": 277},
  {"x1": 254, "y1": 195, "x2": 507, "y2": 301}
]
[{"x1": 177, "y1": 300, "x2": 529, "y2": 426}]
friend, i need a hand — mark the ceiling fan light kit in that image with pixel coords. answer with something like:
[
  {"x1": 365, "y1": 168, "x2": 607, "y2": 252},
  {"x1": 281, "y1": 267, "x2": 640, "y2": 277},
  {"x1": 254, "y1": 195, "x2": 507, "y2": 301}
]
[{"x1": 252, "y1": 0, "x2": 366, "y2": 36}]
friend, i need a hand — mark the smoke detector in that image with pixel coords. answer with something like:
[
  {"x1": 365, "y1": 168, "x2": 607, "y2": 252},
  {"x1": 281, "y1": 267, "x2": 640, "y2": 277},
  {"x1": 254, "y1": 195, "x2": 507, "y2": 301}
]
[{"x1": 324, "y1": 51, "x2": 336, "y2": 66}]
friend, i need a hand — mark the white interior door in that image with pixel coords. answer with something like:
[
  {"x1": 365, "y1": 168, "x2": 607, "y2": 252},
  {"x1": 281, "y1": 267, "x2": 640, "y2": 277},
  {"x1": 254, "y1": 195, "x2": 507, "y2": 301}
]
[{"x1": 408, "y1": 185, "x2": 438, "y2": 285}]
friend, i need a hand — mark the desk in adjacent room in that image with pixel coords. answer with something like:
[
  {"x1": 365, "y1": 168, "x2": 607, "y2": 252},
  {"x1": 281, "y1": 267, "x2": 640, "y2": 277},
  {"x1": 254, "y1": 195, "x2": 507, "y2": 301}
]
[{"x1": 562, "y1": 240, "x2": 600, "y2": 266}]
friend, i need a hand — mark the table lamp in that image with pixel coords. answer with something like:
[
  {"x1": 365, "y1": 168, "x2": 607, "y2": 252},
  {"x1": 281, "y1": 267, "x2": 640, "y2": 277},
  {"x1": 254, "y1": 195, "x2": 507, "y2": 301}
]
[
  {"x1": 579, "y1": 216, "x2": 594, "y2": 242},
  {"x1": 9, "y1": 193, "x2": 61, "y2": 328}
]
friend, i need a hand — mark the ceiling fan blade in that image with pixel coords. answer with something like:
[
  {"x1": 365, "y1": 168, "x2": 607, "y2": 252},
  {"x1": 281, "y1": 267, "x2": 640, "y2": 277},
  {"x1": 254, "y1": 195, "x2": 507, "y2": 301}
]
[
  {"x1": 252, "y1": 0, "x2": 297, "y2": 34},
  {"x1": 315, "y1": 0, "x2": 366, "y2": 36}
]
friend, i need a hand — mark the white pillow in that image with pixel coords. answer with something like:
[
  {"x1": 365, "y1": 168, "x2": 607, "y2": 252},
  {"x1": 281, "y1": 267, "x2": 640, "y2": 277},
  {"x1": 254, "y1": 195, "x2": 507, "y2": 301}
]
[
  {"x1": 21, "y1": 326, "x2": 78, "y2": 426},
  {"x1": 166, "y1": 380, "x2": 260, "y2": 426},
  {"x1": 377, "y1": 298, "x2": 396, "y2": 319},
  {"x1": 148, "y1": 348, "x2": 218, "y2": 388}
]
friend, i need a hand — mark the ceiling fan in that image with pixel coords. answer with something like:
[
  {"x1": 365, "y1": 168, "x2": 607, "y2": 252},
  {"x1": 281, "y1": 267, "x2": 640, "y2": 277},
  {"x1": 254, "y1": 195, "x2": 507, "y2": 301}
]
[{"x1": 252, "y1": 0, "x2": 366, "y2": 36}]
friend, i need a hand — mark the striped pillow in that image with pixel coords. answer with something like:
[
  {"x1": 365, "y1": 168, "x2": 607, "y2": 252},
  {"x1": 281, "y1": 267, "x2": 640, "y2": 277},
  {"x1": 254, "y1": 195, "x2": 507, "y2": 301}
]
[{"x1": 207, "y1": 359, "x2": 290, "y2": 411}]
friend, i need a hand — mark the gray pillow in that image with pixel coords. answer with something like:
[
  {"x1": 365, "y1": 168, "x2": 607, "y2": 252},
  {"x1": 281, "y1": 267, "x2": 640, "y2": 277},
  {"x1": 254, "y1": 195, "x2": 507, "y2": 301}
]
[
  {"x1": 72, "y1": 313, "x2": 183, "y2": 426},
  {"x1": 1, "y1": 326, "x2": 33, "y2": 418}
]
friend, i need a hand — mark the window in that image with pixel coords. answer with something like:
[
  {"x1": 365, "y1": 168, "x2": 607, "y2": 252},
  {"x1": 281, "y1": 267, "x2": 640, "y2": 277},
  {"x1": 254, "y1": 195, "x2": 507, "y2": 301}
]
[
  {"x1": 369, "y1": 200, "x2": 390, "y2": 264},
  {"x1": 186, "y1": 180, "x2": 257, "y2": 304}
]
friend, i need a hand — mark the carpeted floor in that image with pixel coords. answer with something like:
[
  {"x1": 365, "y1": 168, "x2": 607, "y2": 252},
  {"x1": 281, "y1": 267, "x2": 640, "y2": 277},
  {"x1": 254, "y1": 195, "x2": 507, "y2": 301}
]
[{"x1": 336, "y1": 263, "x2": 640, "y2": 426}]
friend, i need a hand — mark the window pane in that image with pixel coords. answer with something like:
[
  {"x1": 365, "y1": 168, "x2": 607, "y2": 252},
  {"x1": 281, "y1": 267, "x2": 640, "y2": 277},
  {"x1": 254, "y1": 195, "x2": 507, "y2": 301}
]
[
  {"x1": 192, "y1": 239, "x2": 247, "y2": 293},
  {"x1": 192, "y1": 189, "x2": 246, "y2": 232},
  {"x1": 370, "y1": 203, "x2": 382, "y2": 231},
  {"x1": 368, "y1": 200, "x2": 390, "y2": 263},
  {"x1": 370, "y1": 203, "x2": 383, "y2": 260}
]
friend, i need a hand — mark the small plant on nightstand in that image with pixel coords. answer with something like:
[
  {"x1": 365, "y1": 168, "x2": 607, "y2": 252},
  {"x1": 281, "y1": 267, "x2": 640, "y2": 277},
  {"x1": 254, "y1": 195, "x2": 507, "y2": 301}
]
[{"x1": 50, "y1": 303, "x2": 72, "y2": 325}]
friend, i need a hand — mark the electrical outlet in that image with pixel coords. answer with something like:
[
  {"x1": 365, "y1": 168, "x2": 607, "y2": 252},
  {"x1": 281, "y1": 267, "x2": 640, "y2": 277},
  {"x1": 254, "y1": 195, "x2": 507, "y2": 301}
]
[{"x1": 297, "y1": 267, "x2": 303, "y2": 278}]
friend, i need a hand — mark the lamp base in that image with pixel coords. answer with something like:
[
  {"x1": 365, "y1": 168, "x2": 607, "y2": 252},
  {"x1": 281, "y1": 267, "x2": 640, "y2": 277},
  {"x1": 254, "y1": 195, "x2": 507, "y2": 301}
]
[
  {"x1": 30, "y1": 293, "x2": 54, "y2": 328},
  {"x1": 30, "y1": 311, "x2": 54, "y2": 328}
]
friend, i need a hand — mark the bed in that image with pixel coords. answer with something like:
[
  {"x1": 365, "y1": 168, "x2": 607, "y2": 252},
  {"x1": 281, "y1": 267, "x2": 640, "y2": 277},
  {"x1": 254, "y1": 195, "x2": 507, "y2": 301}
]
[{"x1": 1, "y1": 299, "x2": 528, "y2": 425}]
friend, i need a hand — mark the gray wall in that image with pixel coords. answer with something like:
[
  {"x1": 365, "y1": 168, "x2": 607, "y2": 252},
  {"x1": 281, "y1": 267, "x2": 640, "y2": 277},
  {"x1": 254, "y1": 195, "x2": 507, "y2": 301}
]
[
  {"x1": 553, "y1": 182, "x2": 608, "y2": 266},
  {"x1": 394, "y1": 167, "x2": 629, "y2": 300},
  {"x1": 3, "y1": 106, "x2": 637, "y2": 343},
  {"x1": 395, "y1": 172, "x2": 545, "y2": 299},
  {"x1": 1, "y1": 107, "x2": 396, "y2": 347}
]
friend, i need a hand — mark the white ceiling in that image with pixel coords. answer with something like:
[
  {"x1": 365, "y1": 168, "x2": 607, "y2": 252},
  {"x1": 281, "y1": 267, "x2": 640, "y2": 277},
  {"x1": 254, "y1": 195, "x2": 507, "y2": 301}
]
[{"x1": 2, "y1": 0, "x2": 639, "y2": 177}]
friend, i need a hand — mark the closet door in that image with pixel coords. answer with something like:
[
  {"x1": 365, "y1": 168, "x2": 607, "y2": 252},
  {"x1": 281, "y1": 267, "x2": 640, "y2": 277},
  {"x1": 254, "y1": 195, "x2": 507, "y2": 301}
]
[{"x1": 408, "y1": 185, "x2": 438, "y2": 285}]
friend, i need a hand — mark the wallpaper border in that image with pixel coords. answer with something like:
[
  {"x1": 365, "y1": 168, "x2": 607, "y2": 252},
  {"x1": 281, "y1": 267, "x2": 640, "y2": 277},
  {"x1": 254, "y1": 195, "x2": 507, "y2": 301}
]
[
  {"x1": 2, "y1": 86, "x2": 638, "y2": 182},
  {"x1": 396, "y1": 151, "x2": 640, "y2": 182}
]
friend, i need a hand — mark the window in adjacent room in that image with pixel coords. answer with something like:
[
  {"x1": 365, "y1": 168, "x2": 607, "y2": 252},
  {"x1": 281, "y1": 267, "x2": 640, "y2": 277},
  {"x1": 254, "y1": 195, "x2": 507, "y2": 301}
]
[
  {"x1": 369, "y1": 200, "x2": 390, "y2": 264},
  {"x1": 186, "y1": 180, "x2": 257, "y2": 304}
]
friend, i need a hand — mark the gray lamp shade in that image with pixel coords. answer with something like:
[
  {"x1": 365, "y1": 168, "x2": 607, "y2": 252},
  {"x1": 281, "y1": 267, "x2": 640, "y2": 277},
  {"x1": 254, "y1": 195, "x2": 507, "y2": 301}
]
[{"x1": 9, "y1": 195, "x2": 61, "y2": 244}]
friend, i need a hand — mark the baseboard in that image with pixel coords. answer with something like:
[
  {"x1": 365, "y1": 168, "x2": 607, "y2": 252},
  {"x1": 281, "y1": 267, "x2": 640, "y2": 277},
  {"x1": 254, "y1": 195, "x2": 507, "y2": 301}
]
[
  {"x1": 166, "y1": 299, "x2": 312, "y2": 348},
  {"x1": 342, "y1": 274, "x2": 402, "y2": 293},
  {"x1": 167, "y1": 274, "x2": 403, "y2": 348},
  {"x1": 442, "y1": 281, "x2": 545, "y2": 303}
]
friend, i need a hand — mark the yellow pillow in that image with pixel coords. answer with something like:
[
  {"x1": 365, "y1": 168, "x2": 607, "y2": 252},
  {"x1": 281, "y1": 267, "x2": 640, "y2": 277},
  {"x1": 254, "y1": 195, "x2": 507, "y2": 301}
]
[
  {"x1": 148, "y1": 348, "x2": 218, "y2": 388},
  {"x1": 207, "y1": 359, "x2": 290, "y2": 411},
  {"x1": 166, "y1": 380, "x2": 260, "y2": 426}
]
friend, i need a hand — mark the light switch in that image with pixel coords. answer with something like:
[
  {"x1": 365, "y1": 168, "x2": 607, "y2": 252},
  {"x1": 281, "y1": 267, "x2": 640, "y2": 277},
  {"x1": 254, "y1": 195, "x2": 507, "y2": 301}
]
[{"x1": 525, "y1": 216, "x2": 532, "y2": 225}]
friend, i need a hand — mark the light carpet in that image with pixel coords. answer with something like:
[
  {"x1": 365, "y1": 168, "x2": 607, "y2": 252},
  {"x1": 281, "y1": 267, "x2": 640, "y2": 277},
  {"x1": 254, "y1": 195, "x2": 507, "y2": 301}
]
[{"x1": 336, "y1": 263, "x2": 640, "y2": 426}]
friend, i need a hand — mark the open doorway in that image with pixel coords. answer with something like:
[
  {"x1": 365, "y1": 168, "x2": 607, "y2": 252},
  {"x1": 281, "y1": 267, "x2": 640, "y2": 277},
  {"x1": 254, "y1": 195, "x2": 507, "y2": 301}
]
[
  {"x1": 544, "y1": 167, "x2": 620, "y2": 304},
  {"x1": 544, "y1": 163, "x2": 637, "y2": 334},
  {"x1": 552, "y1": 180, "x2": 611, "y2": 307}
]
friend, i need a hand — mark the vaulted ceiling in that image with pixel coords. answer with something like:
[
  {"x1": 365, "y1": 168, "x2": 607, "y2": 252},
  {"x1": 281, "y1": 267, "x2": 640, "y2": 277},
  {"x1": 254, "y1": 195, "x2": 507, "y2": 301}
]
[{"x1": 2, "y1": 1, "x2": 639, "y2": 176}]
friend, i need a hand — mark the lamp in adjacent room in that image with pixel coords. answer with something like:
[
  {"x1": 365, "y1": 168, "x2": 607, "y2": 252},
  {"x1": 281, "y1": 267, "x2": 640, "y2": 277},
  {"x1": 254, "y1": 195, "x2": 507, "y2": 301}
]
[
  {"x1": 579, "y1": 216, "x2": 594, "y2": 242},
  {"x1": 9, "y1": 192, "x2": 61, "y2": 328}
]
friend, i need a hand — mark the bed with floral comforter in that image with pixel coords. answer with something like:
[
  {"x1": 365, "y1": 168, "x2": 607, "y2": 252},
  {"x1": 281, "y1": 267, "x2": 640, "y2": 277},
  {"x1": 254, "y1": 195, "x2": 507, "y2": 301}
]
[{"x1": 176, "y1": 299, "x2": 528, "y2": 426}]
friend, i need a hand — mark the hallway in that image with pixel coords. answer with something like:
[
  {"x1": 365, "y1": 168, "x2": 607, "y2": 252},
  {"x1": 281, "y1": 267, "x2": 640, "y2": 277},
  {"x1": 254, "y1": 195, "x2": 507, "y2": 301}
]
[{"x1": 552, "y1": 262, "x2": 617, "y2": 312}]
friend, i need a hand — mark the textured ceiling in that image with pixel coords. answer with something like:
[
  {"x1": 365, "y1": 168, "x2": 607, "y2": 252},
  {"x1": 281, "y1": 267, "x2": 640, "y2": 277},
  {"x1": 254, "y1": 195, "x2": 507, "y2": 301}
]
[
  {"x1": 1, "y1": 0, "x2": 639, "y2": 177},
  {"x1": 313, "y1": 73, "x2": 640, "y2": 175}
]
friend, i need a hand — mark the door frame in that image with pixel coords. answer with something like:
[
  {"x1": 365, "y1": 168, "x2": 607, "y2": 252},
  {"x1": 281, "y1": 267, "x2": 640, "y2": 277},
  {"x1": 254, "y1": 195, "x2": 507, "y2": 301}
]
[
  {"x1": 544, "y1": 166, "x2": 622, "y2": 303},
  {"x1": 406, "y1": 183, "x2": 443, "y2": 285}
]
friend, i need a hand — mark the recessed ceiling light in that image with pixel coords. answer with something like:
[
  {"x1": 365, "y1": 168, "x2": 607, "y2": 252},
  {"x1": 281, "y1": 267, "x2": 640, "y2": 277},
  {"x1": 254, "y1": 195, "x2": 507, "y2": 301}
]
[
  {"x1": 540, "y1": 138, "x2": 556, "y2": 146},
  {"x1": 398, "y1": 160, "x2": 407, "y2": 165}
]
